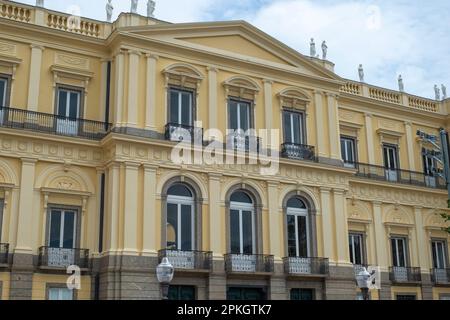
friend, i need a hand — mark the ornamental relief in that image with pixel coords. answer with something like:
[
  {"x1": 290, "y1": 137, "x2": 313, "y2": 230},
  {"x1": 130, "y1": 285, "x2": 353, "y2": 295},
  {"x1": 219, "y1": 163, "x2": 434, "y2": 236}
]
[
  {"x1": 50, "y1": 177, "x2": 82, "y2": 191},
  {"x1": 0, "y1": 41, "x2": 16, "y2": 56},
  {"x1": 54, "y1": 53, "x2": 90, "y2": 70}
]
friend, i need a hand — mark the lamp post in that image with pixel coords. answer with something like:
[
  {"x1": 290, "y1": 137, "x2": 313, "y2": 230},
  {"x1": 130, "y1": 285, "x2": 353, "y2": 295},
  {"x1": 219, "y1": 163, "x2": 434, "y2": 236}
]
[
  {"x1": 356, "y1": 267, "x2": 371, "y2": 301},
  {"x1": 156, "y1": 257, "x2": 174, "y2": 300}
]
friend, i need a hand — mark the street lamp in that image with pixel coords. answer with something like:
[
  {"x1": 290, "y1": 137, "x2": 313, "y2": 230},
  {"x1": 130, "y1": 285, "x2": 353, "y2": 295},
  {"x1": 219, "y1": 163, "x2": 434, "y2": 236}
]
[
  {"x1": 356, "y1": 267, "x2": 371, "y2": 301},
  {"x1": 156, "y1": 257, "x2": 174, "y2": 300}
]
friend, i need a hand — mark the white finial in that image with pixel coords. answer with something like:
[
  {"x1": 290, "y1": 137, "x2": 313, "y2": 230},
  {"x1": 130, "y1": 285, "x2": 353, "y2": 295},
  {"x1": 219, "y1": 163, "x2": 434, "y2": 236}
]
[
  {"x1": 310, "y1": 38, "x2": 316, "y2": 57},
  {"x1": 398, "y1": 75, "x2": 404, "y2": 92},
  {"x1": 36, "y1": 0, "x2": 44, "y2": 7},
  {"x1": 434, "y1": 84, "x2": 441, "y2": 101},
  {"x1": 147, "y1": 0, "x2": 156, "y2": 18},
  {"x1": 441, "y1": 84, "x2": 447, "y2": 100},
  {"x1": 358, "y1": 64, "x2": 365, "y2": 82},
  {"x1": 321, "y1": 41, "x2": 328, "y2": 60},
  {"x1": 130, "y1": 0, "x2": 138, "y2": 14},
  {"x1": 106, "y1": 0, "x2": 113, "y2": 22}
]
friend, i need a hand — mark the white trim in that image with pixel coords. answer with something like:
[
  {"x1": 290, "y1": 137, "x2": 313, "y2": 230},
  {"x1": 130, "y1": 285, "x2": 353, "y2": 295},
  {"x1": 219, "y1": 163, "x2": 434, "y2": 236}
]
[
  {"x1": 167, "y1": 193, "x2": 195, "y2": 251},
  {"x1": 286, "y1": 206, "x2": 309, "y2": 257},
  {"x1": 230, "y1": 200, "x2": 256, "y2": 254}
]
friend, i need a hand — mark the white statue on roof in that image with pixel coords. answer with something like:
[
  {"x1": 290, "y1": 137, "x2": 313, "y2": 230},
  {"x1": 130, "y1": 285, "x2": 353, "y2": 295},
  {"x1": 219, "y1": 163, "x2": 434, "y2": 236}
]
[
  {"x1": 36, "y1": 0, "x2": 44, "y2": 8},
  {"x1": 358, "y1": 64, "x2": 365, "y2": 82},
  {"x1": 441, "y1": 84, "x2": 447, "y2": 99},
  {"x1": 131, "y1": 0, "x2": 138, "y2": 14},
  {"x1": 434, "y1": 84, "x2": 441, "y2": 100},
  {"x1": 106, "y1": 0, "x2": 113, "y2": 22},
  {"x1": 398, "y1": 75, "x2": 404, "y2": 92},
  {"x1": 310, "y1": 38, "x2": 316, "y2": 57},
  {"x1": 321, "y1": 41, "x2": 328, "y2": 60},
  {"x1": 147, "y1": 0, "x2": 156, "y2": 18}
]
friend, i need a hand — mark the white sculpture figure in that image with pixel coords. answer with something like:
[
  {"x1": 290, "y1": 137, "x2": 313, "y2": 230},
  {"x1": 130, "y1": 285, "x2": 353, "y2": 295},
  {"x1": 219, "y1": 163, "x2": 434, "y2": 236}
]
[
  {"x1": 310, "y1": 38, "x2": 316, "y2": 57},
  {"x1": 147, "y1": 0, "x2": 156, "y2": 18},
  {"x1": 321, "y1": 41, "x2": 328, "y2": 60},
  {"x1": 442, "y1": 84, "x2": 447, "y2": 99},
  {"x1": 434, "y1": 85, "x2": 441, "y2": 100},
  {"x1": 131, "y1": 0, "x2": 138, "y2": 14},
  {"x1": 358, "y1": 64, "x2": 365, "y2": 82},
  {"x1": 36, "y1": 0, "x2": 44, "y2": 7},
  {"x1": 106, "y1": 0, "x2": 113, "y2": 22},
  {"x1": 398, "y1": 75, "x2": 404, "y2": 92}
]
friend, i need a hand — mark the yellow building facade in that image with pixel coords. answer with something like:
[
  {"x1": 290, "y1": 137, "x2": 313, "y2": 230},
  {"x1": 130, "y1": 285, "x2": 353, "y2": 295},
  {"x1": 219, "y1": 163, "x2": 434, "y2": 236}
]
[{"x1": 0, "y1": 1, "x2": 449, "y2": 300}]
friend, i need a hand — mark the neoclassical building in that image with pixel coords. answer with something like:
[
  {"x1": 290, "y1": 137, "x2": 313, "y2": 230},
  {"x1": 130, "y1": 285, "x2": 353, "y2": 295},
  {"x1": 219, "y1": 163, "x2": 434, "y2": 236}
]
[{"x1": 0, "y1": 1, "x2": 449, "y2": 300}]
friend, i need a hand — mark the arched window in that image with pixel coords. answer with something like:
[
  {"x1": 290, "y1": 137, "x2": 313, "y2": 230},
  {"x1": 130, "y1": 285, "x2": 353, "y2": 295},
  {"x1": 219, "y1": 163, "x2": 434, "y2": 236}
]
[
  {"x1": 286, "y1": 197, "x2": 309, "y2": 257},
  {"x1": 166, "y1": 183, "x2": 195, "y2": 251},
  {"x1": 229, "y1": 190, "x2": 256, "y2": 255}
]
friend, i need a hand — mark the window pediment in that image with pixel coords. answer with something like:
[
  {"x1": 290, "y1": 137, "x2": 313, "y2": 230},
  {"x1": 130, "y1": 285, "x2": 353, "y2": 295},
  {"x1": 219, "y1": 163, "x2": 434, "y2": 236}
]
[
  {"x1": 223, "y1": 76, "x2": 260, "y2": 101},
  {"x1": 278, "y1": 88, "x2": 310, "y2": 110},
  {"x1": 377, "y1": 128, "x2": 403, "y2": 145},
  {"x1": 163, "y1": 63, "x2": 203, "y2": 90}
]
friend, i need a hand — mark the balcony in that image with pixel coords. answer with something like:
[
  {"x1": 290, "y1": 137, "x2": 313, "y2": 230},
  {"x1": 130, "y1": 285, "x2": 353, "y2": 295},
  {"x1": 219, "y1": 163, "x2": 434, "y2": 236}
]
[
  {"x1": 281, "y1": 143, "x2": 316, "y2": 162},
  {"x1": 354, "y1": 162, "x2": 446, "y2": 189},
  {"x1": 0, "y1": 243, "x2": 8, "y2": 265},
  {"x1": 283, "y1": 257, "x2": 329, "y2": 276},
  {"x1": 226, "y1": 133, "x2": 261, "y2": 153},
  {"x1": 38, "y1": 246, "x2": 89, "y2": 269},
  {"x1": 158, "y1": 249, "x2": 212, "y2": 271},
  {"x1": 224, "y1": 254, "x2": 274, "y2": 274},
  {"x1": 165, "y1": 123, "x2": 203, "y2": 143},
  {"x1": 431, "y1": 268, "x2": 450, "y2": 285},
  {"x1": 0, "y1": 106, "x2": 111, "y2": 140},
  {"x1": 389, "y1": 266, "x2": 421, "y2": 283}
]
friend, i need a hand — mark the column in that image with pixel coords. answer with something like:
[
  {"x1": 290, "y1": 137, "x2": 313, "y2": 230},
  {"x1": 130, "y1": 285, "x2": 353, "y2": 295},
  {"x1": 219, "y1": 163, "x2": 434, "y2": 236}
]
[
  {"x1": 333, "y1": 189, "x2": 350, "y2": 264},
  {"x1": 267, "y1": 181, "x2": 281, "y2": 258},
  {"x1": 263, "y1": 79, "x2": 273, "y2": 130},
  {"x1": 320, "y1": 187, "x2": 333, "y2": 261},
  {"x1": 106, "y1": 163, "x2": 120, "y2": 252},
  {"x1": 145, "y1": 54, "x2": 158, "y2": 130},
  {"x1": 207, "y1": 67, "x2": 218, "y2": 137},
  {"x1": 372, "y1": 201, "x2": 388, "y2": 268},
  {"x1": 27, "y1": 45, "x2": 44, "y2": 111},
  {"x1": 314, "y1": 91, "x2": 327, "y2": 159},
  {"x1": 208, "y1": 173, "x2": 222, "y2": 256},
  {"x1": 142, "y1": 165, "x2": 158, "y2": 255},
  {"x1": 114, "y1": 50, "x2": 125, "y2": 126},
  {"x1": 123, "y1": 162, "x2": 139, "y2": 254},
  {"x1": 326, "y1": 93, "x2": 341, "y2": 161},
  {"x1": 127, "y1": 50, "x2": 140, "y2": 128},
  {"x1": 404, "y1": 121, "x2": 416, "y2": 171},
  {"x1": 15, "y1": 158, "x2": 37, "y2": 253},
  {"x1": 99, "y1": 60, "x2": 109, "y2": 123},
  {"x1": 414, "y1": 207, "x2": 428, "y2": 270},
  {"x1": 365, "y1": 113, "x2": 375, "y2": 164}
]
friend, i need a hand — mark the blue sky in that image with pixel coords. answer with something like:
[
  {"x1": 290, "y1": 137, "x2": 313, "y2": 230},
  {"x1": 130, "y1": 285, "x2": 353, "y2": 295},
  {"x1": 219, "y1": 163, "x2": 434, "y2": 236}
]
[{"x1": 17, "y1": 0, "x2": 450, "y2": 99}]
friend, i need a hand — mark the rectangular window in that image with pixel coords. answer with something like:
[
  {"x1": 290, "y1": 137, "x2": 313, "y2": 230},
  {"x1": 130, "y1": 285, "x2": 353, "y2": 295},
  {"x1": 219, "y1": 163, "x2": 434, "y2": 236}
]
[
  {"x1": 383, "y1": 145, "x2": 399, "y2": 182},
  {"x1": 228, "y1": 99, "x2": 252, "y2": 131},
  {"x1": 341, "y1": 137, "x2": 357, "y2": 167},
  {"x1": 0, "y1": 77, "x2": 7, "y2": 107},
  {"x1": 48, "y1": 209, "x2": 77, "y2": 249},
  {"x1": 432, "y1": 240, "x2": 447, "y2": 269},
  {"x1": 391, "y1": 237, "x2": 407, "y2": 267},
  {"x1": 423, "y1": 149, "x2": 437, "y2": 187},
  {"x1": 169, "y1": 88, "x2": 194, "y2": 126},
  {"x1": 48, "y1": 287, "x2": 73, "y2": 300},
  {"x1": 349, "y1": 233, "x2": 365, "y2": 265},
  {"x1": 283, "y1": 110, "x2": 304, "y2": 144},
  {"x1": 396, "y1": 294, "x2": 416, "y2": 300},
  {"x1": 168, "y1": 285, "x2": 196, "y2": 301},
  {"x1": 290, "y1": 288, "x2": 314, "y2": 300},
  {"x1": 56, "y1": 87, "x2": 82, "y2": 136}
]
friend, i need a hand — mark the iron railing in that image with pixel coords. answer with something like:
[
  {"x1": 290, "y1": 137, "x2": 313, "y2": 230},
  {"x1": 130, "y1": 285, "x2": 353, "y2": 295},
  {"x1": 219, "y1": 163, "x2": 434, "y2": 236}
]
[
  {"x1": 389, "y1": 266, "x2": 421, "y2": 283},
  {"x1": 431, "y1": 268, "x2": 450, "y2": 285},
  {"x1": 158, "y1": 249, "x2": 212, "y2": 271},
  {"x1": 165, "y1": 123, "x2": 203, "y2": 143},
  {"x1": 283, "y1": 257, "x2": 329, "y2": 275},
  {"x1": 224, "y1": 254, "x2": 274, "y2": 273},
  {"x1": 281, "y1": 143, "x2": 316, "y2": 161},
  {"x1": 38, "y1": 246, "x2": 89, "y2": 269},
  {"x1": 0, "y1": 243, "x2": 8, "y2": 264},
  {"x1": 225, "y1": 133, "x2": 261, "y2": 153},
  {"x1": 0, "y1": 106, "x2": 111, "y2": 140},
  {"x1": 354, "y1": 162, "x2": 446, "y2": 189}
]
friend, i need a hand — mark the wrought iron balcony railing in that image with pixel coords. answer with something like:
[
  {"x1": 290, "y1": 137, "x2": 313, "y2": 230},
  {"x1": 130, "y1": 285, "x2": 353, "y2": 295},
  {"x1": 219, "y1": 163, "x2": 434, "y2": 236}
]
[
  {"x1": 281, "y1": 143, "x2": 316, "y2": 162},
  {"x1": 389, "y1": 266, "x2": 421, "y2": 283},
  {"x1": 158, "y1": 249, "x2": 212, "y2": 271},
  {"x1": 283, "y1": 257, "x2": 329, "y2": 276},
  {"x1": 224, "y1": 254, "x2": 274, "y2": 273},
  {"x1": 0, "y1": 106, "x2": 111, "y2": 140},
  {"x1": 431, "y1": 268, "x2": 450, "y2": 285},
  {"x1": 38, "y1": 246, "x2": 89, "y2": 269},
  {"x1": 165, "y1": 123, "x2": 203, "y2": 143},
  {"x1": 225, "y1": 133, "x2": 261, "y2": 153},
  {"x1": 353, "y1": 162, "x2": 446, "y2": 189},
  {"x1": 0, "y1": 243, "x2": 8, "y2": 265}
]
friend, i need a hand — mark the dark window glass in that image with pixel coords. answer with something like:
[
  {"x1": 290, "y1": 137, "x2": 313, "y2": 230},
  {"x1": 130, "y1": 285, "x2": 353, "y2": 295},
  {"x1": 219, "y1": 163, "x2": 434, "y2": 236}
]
[
  {"x1": 384, "y1": 146, "x2": 398, "y2": 170},
  {"x1": 349, "y1": 234, "x2": 363, "y2": 265},
  {"x1": 391, "y1": 238, "x2": 407, "y2": 267},
  {"x1": 167, "y1": 203, "x2": 178, "y2": 249},
  {"x1": 242, "y1": 210, "x2": 253, "y2": 255},
  {"x1": 57, "y1": 89, "x2": 80, "y2": 119},
  {"x1": 298, "y1": 216, "x2": 308, "y2": 257},
  {"x1": 396, "y1": 295, "x2": 416, "y2": 300},
  {"x1": 230, "y1": 191, "x2": 253, "y2": 204},
  {"x1": 283, "y1": 111, "x2": 303, "y2": 144},
  {"x1": 287, "y1": 197, "x2": 306, "y2": 209},
  {"x1": 341, "y1": 137, "x2": 356, "y2": 164},
  {"x1": 170, "y1": 90, "x2": 180, "y2": 124},
  {"x1": 168, "y1": 285, "x2": 196, "y2": 300},
  {"x1": 62, "y1": 211, "x2": 75, "y2": 249},
  {"x1": 168, "y1": 184, "x2": 193, "y2": 198},
  {"x1": 432, "y1": 241, "x2": 447, "y2": 269},
  {"x1": 287, "y1": 215, "x2": 297, "y2": 257},
  {"x1": 0, "y1": 78, "x2": 6, "y2": 107},
  {"x1": 227, "y1": 287, "x2": 266, "y2": 300},
  {"x1": 290, "y1": 289, "x2": 314, "y2": 300},
  {"x1": 230, "y1": 209, "x2": 240, "y2": 254},
  {"x1": 49, "y1": 210, "x2": 62, "y2": 248},
  {"x1": 180, "y1": 204, "x2": 192, "y2": 251},
  {"x1": 58, "y1": 91, "x2": 67, "y2": 117},
  {"x1": 169, "y1": 89, "x2": 193, "y2": 126},
  {"x1": 229, "y1": 100, "x2": 251, "y2": 131}
]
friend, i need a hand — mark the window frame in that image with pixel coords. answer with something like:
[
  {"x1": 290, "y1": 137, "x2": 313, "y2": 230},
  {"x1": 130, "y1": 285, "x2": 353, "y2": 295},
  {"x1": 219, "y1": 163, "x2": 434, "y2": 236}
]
[
  {"x1": 166, "y1": 185, "x2": 196, "y2": 251},
  {"x1": 390, "y1": 236, "x2": 409, "y2": 267},
  {"x1": 341, "y1": 136, "x2": 358, "y2": 167},
  {"x1": 290, "y1": 288, "x2": 315, "y2": 300},
  {"x1": 54, "y1": 85, "x2": 84, "y2": 120},
  {"x1": 167, "y1": 86, "x2": 196, "y2": 127},
  {"x1": 230, "y1": 193, "x2": 256, "y2": 255},
  {"x1": 46, "y1": 284, "x2": 75, "y2": 300},
  {"x1": 286, "y1": 201, "x2": 310, "y2": 258},
  {"x1": 349, "y1": 232, "x2": 366, "y2": 265},
  {"x1": 227, "y1": 97, "x2": 255, "y2": 132},
  {"x1": 0, "y1": 74, "x2": 11, "y2": 108},
  {"x1": 282, "y1": 109, "x2": 306, "y2": 145},
  {"x1": 45, "y1": 205, "x2": 81, "y2": 250},
  {"x1": 383, "y1": 144, "x2": 400, "y2": 170},
  {"x1": 431, "y1": 239, "x2": 448, "y2": 269}
]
